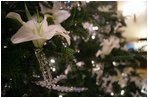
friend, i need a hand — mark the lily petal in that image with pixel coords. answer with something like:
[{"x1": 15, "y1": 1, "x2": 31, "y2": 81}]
[
  {"x1": 11, "y1": 20, "x2": 42, "y2": 44},
  {"x1": 43, "y1": 25, "x2": 71, "y2": 45},
  {"x1": 53, "y1": 10, "x2": 70, "y2": 24},
  {"x1": 6, "y1": 12, "x2": 25, "y2": 24}
]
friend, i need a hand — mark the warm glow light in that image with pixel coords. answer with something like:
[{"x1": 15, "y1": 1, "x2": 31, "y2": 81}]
[
  {"x1": 50, "y1": 59, "x2": 55, "y2": 63},
  {"x1": 117, "y1": 1, "x2": 147, "y2": 40},
  {"x1": 133, "y1": 40, "x2": 147, "y2": 51},
  {"x1": 52, "y1": 67, "x2": 56, "y2": 72},
  {"x1": 118, "y1": 1, "x2": 146, "y2": 16},
  {"x1": 121, "y1": 90, "x2": 125, "y2": 95},
  {"x1": 59, "y1": 95, "x2": 63, "y2": 97},
  {"x1": 111, "y1": 92, "x2": 114, "y2": 96},
  {"x1": 138, "y1": 29, "x2": 147, "y2": 39},
  {"x1": 91, "y1": 35, "x2": 95, "y2": 39}
]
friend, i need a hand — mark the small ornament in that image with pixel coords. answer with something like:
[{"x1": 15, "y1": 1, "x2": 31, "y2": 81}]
[
  {"x1": 96, "y1": 36, "x2": 120, "y2": 58},
  {"x1": 35, "y1": 49, "x2": 87, "y2": 93},
  {"x1": 98, "y1": 5, "x2": 112, "y2": 12}
]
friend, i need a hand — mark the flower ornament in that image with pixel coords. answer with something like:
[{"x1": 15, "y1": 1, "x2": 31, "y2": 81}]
[
  {"x1": 92, "y1": 63, "x2": 104, "y2": 85},
  {"x1": 6, "y1": 12, "x2": 70, "y2": 48},
  {"x1": 98, "y1": 5, "x2": 112, "y2": 12},
  {"x1": 96, "y1": 36, "x2": 120, "y2": 58},
  {"x1": 39, "y1": 2, "x2": 71, "y2": 24},
  {"x1": 82, "y1": 22, "x2": 94, "y2": 33}
]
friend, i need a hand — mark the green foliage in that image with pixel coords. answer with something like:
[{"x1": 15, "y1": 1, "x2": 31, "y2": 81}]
[
  {"x1": 1, "y1": 1, "x2": 147, "y2": 97},
  {"x1": 25, "y1": 3, "x2": 32, "y2": 20}
]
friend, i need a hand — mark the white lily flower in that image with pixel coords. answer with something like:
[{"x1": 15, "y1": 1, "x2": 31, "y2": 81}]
[
  {"x1": 96, "y1": 36, "x2": 120, "y2": 58},
  {"x1": 6, "y1": 12, "x2": 70, "y2": 48},
  {"x1": 39, "y1": 2, "x2": 70, "y2": 24}
]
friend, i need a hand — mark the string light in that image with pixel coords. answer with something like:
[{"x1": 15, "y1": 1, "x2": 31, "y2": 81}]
[
  {"x1": 52, "y1": 67, "x2": 56, "y2": 72},
  {"x1": 76, "y1": 49, "x2": 80, "y2": 53},
  {"x1": 91, "y1": 35, "x2": 95, "y2": 39},
  {"x1": 110, "y1": 92, "x2": 114, "y2": 96},
  {"x1": 43, "y1": 42, "x2": 47, "y2": 46},
  {"x1": 77, "y1": 3, "x2": 80, "y2": 7},
  {"x1": 121, "y1": 90, "x2": 125, "y2": 95},
  {"x1": 59, "y1": 95, "x2": 63, "y2": 97},
  {"x1": 91, "y1": 60, "x2": 95, "y2": 64},
  {"x1": 3, "y1": 45, "x2": 7, "y2": 48},
  {"x1": 118, "y1": 1, "x2": 146, "y2": 16},
  {"x1": 92, "y1": 26, "x2": 98, "y2": 30},
  {"x1": 112, "y1": 61, "x2": 118, "y2": 66},
  {"x1": 86, "y1": 1, "x2": 90, "y2": 3},
  {"x1": 50, "y1": 59, "x2": 55, "y2": 64},
  {"x1": 141, "y1": 86, "x2": 147, "y2": 94}
]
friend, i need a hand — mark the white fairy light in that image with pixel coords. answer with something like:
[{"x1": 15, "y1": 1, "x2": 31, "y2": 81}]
[
  {"x1": 77, "y1": 3, "x2": 80, "y2": 7},
  {"x1": 4, "y1": 45, "x2": 7, "y2": 48},
  {"x1": 112, "y1": 61, "x2": 117, "y2": 66},
  {"x1": 121, "y1": 90, "x2": 125, "y2": 95},
  {"x1": 59, "y1": 95, "x2": 63, "y2": 97},
  {"x1": 52, "y1": 67, "x2": 56, "y2": 72},
  {"x1": 92, "y1": 26, "x2": 98, "y2": 30},
  {"x1": 141, "y1": 86, "x2": 147, "y2": 94},
  {"x1": 43, "y1": 42, "x2": 47, "y2": 46},
  {"x1": 50, "y1": 59, "x2": 55, "y2": 63},
  {"x1": 24, "y1": 55, "x2": 26, "y2": 58},
  {"x1": 91, "y1": 35, "x2": 95, "y2": 39},
  {"x1": 111, "y1": 92, "x2": 114, "y2": 96},
  {"x1": 121, "y1": 73, "x2": 127, "y2": 77},
  {"x1": 91, "y1": 60, "x2": 95, "y2": 64},
  {"x1": 76, "y1": 49, "x2": 80, "y2": 53},
  {"x1": 62, "y1": 42, "x2": 67, "y2": 47},
  {"x1": 86, "y1": 1, "x2": 90, "y2": 3}
]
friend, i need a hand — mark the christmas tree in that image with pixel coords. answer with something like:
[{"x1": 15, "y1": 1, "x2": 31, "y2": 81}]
[{"x1": 1, "y1": 1, "x2": 147, "y2": 97}]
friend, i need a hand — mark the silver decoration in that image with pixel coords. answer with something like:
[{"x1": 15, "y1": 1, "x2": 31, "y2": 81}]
[
  {"x1": 92, "y1": 63, "x2": 104, "y2": 85},
  {"x1": 34, "y1": 48, "x2": 87, "y2": 92},
  {"x1": 35, "y1": 48, "x2": 53, "y2": 85},
  {"x1": 2, "y1": 82, "x2": 12, "y2": 96},
  {"x1": 35, "y1": 74, "x2": 87, "y2": 92},
  {"x1": 52, "y1": 85, "x2": 88, "y2": 92}
]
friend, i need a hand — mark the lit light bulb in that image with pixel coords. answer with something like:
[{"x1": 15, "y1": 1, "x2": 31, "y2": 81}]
[
  {"x1": 52, "y1": 67, "x2": 56, "y2": 72},
  {"x1": 121, "y1": 90, "x2": 125, "y2": 95},
  {"x1": 86, "y1": 1, "x2": 90, "y2": 3},
  {"x1": 112, "y1": 61, "x2": 118, "y2": 66},
  {"x1": 91, "y1": 60, "x2": 95, "y2": 64},
  {"x1": 117, "y1": 1, "x2": 146, "y2": 16},
  {"x1": 4, "y1": 45, "x2": 7, "y2": 48},
  {"x1": 111, "y1": 92, "x2": 114, "y2": 96},
  {"x1": 59, "y1": 95, "x2": 63, "y2": 97},
  {"x1": 44, "y1": 42, "x2": 47, "y2": 46},
  {"x1": 92, "y1": 26, "x2": 98, "y2": 30},
  {"x1": 50, "y1": 59, "x2": 55, "y2": 63},
  {"x1": 91, "y1": 35, "x2": 95, "y2": 39},
  {"x1": 77, "y1": 3, "x2": 80, "y2": 7}
]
